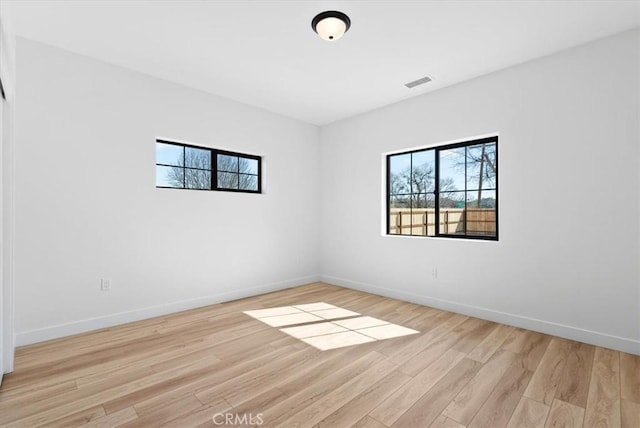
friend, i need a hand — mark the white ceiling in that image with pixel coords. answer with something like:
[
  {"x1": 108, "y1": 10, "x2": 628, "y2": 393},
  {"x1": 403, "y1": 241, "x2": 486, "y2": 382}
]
[{"x1": 3, "y1": 1, "x2": 640, "y2": 125}]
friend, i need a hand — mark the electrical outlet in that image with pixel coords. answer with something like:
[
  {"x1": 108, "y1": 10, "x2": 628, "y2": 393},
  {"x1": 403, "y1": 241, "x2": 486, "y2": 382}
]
[
  {"x1": 432, "y1": 268, "x2": 438, "y2": 279},
  {"x1": 101, "y1": 279, "x2": 111, "y2": 291}
]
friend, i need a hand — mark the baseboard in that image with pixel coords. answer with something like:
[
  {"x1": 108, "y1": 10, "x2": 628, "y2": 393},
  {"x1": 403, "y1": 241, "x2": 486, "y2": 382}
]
[
  {"x1": 15, "y1": 274, "x2": 321, "y2": 347},
  {"x1": 321, "y1": 275, "x2": 640, "y2": 355}
]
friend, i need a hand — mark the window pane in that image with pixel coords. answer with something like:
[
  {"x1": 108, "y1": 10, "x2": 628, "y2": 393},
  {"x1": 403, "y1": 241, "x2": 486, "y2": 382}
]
[
  {"x1": 439, "y1": 191, "x2": 465, "y2": 209},
  {"x1": 465, "y1": 189, "x2": 496, "y2": 209},
  {"x1": 156, "y1": 165, "x2": 184, "y2": 188},
  {"x1": 411, "y1": 150, "x2": 435, "y2": 193},
  {"x1": 411, "y1": 193, "x2": 435, "y2": 209},
  {"x1": 466, "y1": 190, "x2": 496, "y2": 236},
  {"x1": 439, "y1": 147, "x2": 465, "y2": 191},
  {"x1": 217, "y1": 172, "x2": 239, "y2": 189},
  {"x1": 389, "y1": 153, "x2": 411, "y2": 195},
  {"x1": 389, "y1": 195, "x2": 410, "y2": 235},
  {"x1": 239, "y1": 174, "x2": 258, "y2": 191},
  {"x1": 240, "y1": 157, "x2": 258, "y2": 174},
  {"x1": 466, "y1": 142, "x2": 497, "y2": 190},
  {"x1": 185, "y1": 147, "x2": 211, "y2": 170},
  {"x1": 218, "y1": 154, "x2": 238, "y2": 172},
  {"x1": 439, "y1": 191, "x2": 465, "y2": 235},
  {"x1": 156, "y1": 143, "x2": 183, "y2": 166},
  {"x1": 185, "y1": 168, "x2": 211, "y2": 190},
  {"x1": 411, "y1": 193, "x2": 435, "y2": 236}
]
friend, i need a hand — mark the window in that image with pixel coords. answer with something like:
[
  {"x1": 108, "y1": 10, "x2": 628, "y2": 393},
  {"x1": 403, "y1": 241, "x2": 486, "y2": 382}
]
[
  {"x1": 387, "y1": 136, "x2": 497, "y2": 240},
  {"x1": 155, "y1": 140, "x2": 261, "y2": 193}
]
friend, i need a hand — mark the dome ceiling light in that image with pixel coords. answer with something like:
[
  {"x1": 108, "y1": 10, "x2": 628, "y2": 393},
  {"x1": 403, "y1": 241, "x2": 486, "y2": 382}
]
[{"x1": 311, "y1": 11, "x2": 351, "y2": 41}]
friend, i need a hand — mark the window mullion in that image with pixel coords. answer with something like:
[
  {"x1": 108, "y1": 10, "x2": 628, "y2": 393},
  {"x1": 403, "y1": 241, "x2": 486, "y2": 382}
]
[
  {"x1": 464, "y1": 146, "x2": 467, "y2": 236},
  {"x1": 410, "y1": 153, "x2": 414, "y2": 235},
  {"x1": 435, "y1": 148, "x2": 440, "y2": 236},
  {"x1": 386, "y1": 155, "x2": 391, "y2": 234},
  {"x1": 210, "y1": 150, "x2": 218, "y2": 190}
]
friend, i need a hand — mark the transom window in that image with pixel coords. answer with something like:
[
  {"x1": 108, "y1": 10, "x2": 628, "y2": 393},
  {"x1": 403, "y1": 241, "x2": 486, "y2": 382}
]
[
  {"x1": 387, "y1": 136, "x2": 498, "y2": 240},
  {"x1": 155, "y1": 140, "x2": 261, "y2": 193}
]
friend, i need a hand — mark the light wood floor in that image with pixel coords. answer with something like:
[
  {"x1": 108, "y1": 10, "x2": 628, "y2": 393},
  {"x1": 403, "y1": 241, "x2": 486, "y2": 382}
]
[{"x1": 1, "y1": 283, "x2": 638, "y2": 427}]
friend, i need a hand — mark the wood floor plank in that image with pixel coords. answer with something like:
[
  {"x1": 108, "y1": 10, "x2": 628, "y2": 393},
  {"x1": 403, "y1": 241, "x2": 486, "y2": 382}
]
[
  {"x1": 46, "y1": 404, "x2": 106, "y2": 428},
  {"x1": 14, "y1": 320, "x2": 166, "y2": 368},
  {"x1": 0, "y1": 379, "x2": 77, "y2": 407},
  {"x1": 390, "y1": 358, "x2": 483, "y2": 428},
  {"x1": 201, "y1": 344, "x2": 371, "y2": 408},
  {"x1": 317, "y1": 370, "x2": 411, "y2": 428},
  {"x1": 369, "y1": 348, "x2": 466, "y2": 426},
  {"x1": 554, "y1": 341, "x2": 595, "y2": 408},
  {"x1": 450, "y1": 318, "x2": 496, "y2": 354},
  {"x1": 79, "y1": 407, "x2": 138, "y2": 428},
  {"x1": 276, "y1": 358, "x2": 398, "y2": 427},
  {"x1": 121, "y1": 395, "x2": 204, "y2": 428},
  {"x1": 75, "y1": 364, "x2": 156, "y2": 391},
  {"x1": 1, "y1": 343, "x2": 286, "y2": 425},
  {"x1": 264, "y1": 344, "x2": 376, "y2": 401},
  {"x1": 146, "y1": 343, "x2": 223, "y2": 374},
  {"x1": 467, "y1": 324, "x2": 515, "y2": 363},
  {"x1": 228, "y1": 388, "x2": 287, "y2": 426},
  {"x1": 157, "y1": 400, "x2": 231, "y2": 428},
  {"x1": 101, "y1": 351, "x2": 243, "y2": 415},
  {"x1": 620, "y1": 352, "x2": 640, "y2": 403},
  {"x1": 7, "y1": 325, "x2": 236, "y2": 395},
  {"x1": 506, "y1": 396, "x2": 549, "y2": 428},
  {"x1": 524, "y1": 338, "x2": 572, "y2": 405},
  {"x1": 442, "y1": 348, "x2": 518, "y2": 425},
  {"x1": 7, "y1": 319, "x2": 229, "y2": 389},
  {"x1": 467, "y1": 356, "x2": 535, "y2": 428},
  {"x1": 584, "y1": 347, "x2": 621, "y2": 428},
  {"x1": 0, "y1": 283, "x2": 634, "y2": 428},
  {"x1": 2, "y1": 368, "x2": 185, "y2": 426},
  {"x1": 397, "y1": 330, "x2": 463, "y2": 377},
  {"x1": 132, "y1": 345, "x2": 292, "y2": 415},
  {"x1": 259, "y1": 351, "x2": 386, "y2": 426},
  {"x1": 215, "y1": 347, "x2": 319, "y2": 407},
  {"x1": 386, "y1": 313, "x2": 468, "y2": 366},
  {"x1": 621, "y1": 399, "x2": 640, "y2": 428},
  {"x1": 396, "y1": 306, "x2": 442, "y2": 330},
  {"x1": 502, "y1": 328, "x2": 552, "y2": 371},
  {"x1": 544, "y1": 399, "x2": 584, "y2": 428},
  {"x1": 429, "y1": 415, "x2": 466, "y2": 428},
  {"x1": 352, "y1": 415, "x2": 388, "y2": 428}
]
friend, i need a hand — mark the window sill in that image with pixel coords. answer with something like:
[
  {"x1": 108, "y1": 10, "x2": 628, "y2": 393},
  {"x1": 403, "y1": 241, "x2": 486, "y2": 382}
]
[{"x1": 381, "y1": 233, "x2": 499, "y2": 243}]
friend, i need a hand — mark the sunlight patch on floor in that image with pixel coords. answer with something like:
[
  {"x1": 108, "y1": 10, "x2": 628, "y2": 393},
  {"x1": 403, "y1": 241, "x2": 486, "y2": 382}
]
[{"x1": 243, "y1": 302, "x2": 419, "y2": 350}]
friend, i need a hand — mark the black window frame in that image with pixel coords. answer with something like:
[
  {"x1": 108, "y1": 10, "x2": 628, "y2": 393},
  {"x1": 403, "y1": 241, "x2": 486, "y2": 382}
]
[
  {"x1": 386, "y1": 136, "x2": 498, "y2": 241},
  {"x1": 155, "y1": 139, "x2": 262, "y2": 194}
]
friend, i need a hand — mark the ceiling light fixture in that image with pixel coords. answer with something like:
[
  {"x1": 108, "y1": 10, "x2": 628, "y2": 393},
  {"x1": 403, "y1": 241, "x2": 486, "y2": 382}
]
[{"x1": 311, "y1": 11, "x2": 351, "y2": 41}]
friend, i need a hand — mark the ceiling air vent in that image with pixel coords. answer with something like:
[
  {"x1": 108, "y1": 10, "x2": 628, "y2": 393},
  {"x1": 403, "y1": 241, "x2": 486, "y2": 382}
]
[{"x1": 404, "y1": 76, "x2": 432, "y2": 89}]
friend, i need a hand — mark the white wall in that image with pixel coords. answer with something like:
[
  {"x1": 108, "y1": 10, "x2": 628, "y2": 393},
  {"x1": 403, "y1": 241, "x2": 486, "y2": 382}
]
[
  {"x1": 320, "y1": 29, "x2": 640, "y2": 354},
  {"x1": 0, "y1": 11, "x2": 17, "y2": 374},
  {"x1": 14, "y1": 38, "x2": 320, "y2": 345}
]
